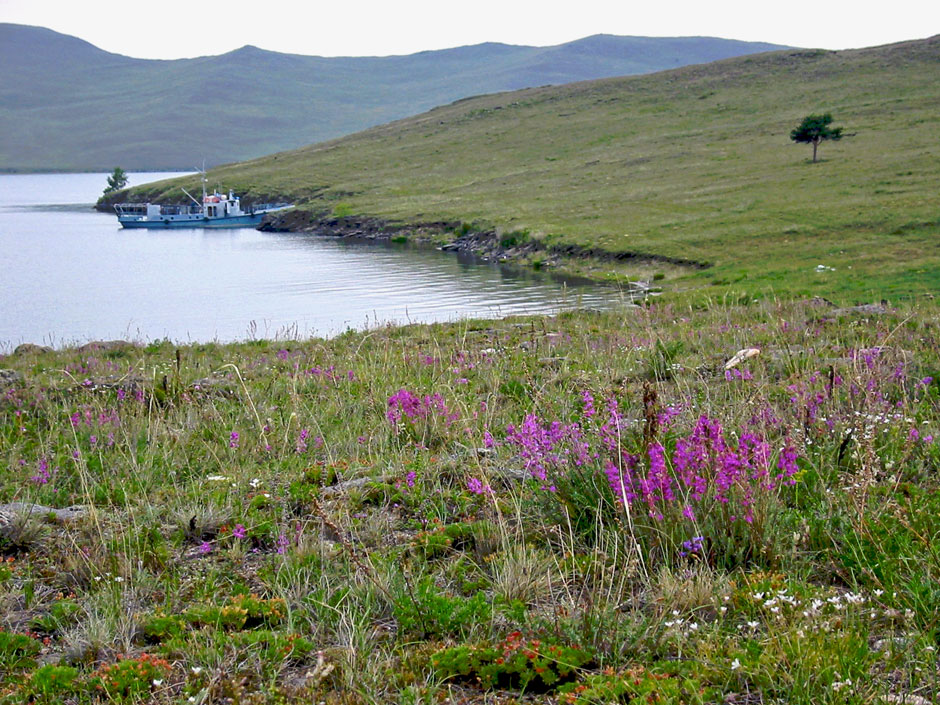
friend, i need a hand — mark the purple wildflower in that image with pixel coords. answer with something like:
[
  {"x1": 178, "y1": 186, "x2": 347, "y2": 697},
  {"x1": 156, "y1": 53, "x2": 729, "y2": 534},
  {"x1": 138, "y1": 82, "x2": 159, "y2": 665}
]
[
  {"x1": 276, "y1": 533, "x2": 289, "y2": 554},
  {"x1": 31, "y1": 458, "x2": 52, "y2": 485},
  {"x1": 581, "y1": 390, "x2": 596, "y2": 418},
  {"x1": 387, "y1": 389, "x2": 458, "y2": 427},
  {"x1": 604, "y1": 457, "x2": 638, "y2": 504},
  {"x1": 657, "y1": 404, "x2": 682, "y2": 430},
  {"x1": 505, "y1": 413, "x2": 583, "y2": 483},
  {"x1": 639, "y1": 442, "x2": 673, "y2": 518},
  {"x1": 679, "y1": 536, "x2": 705, "y2": 557},
  {"x1": 467, "y1": 477, "x2": 493, "y2": 495},
  {"x1": 296, "y1": 428, "x2": 309, "y2": 454},
  {"x1": 776, "y1": 443, "x2": 799, "y2": 484}
]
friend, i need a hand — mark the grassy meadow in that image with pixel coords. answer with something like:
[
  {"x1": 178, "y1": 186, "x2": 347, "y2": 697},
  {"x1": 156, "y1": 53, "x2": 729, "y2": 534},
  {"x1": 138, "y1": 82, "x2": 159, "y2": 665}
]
[
  {"x1": 109, "y1": 36, "x2": 940, "y2": 301},
  {"x1": 1, "y1": 298, "x2": 939, "y2": 703}
]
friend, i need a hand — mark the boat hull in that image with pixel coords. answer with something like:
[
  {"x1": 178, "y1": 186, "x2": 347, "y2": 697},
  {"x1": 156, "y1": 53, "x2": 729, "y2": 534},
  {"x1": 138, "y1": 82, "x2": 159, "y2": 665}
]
[{"x1": 118, "y1": 213, "x2": 268, "y2": 229}]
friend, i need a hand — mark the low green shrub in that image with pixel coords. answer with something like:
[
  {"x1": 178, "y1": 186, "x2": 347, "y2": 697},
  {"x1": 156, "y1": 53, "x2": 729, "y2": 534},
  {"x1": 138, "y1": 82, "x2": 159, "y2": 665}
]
[
  {"x1": 557, "y1": 664, "x2": 716, "y2": 704},
  {"x1": 0, "y1": 631, "x2": 40, "y2": 672},
  {"x1": 432, "y1": 631, "x2": 592, "y2": 691},
  {"x1": 394, "y1": 576, "x2": 490, "y2": 639},
  {"x1": 25, "y1": 664, "x2": 80, "y2": 702},
  {"x1": 89, "y1": 653, "x2": 171, "y2": 701}
]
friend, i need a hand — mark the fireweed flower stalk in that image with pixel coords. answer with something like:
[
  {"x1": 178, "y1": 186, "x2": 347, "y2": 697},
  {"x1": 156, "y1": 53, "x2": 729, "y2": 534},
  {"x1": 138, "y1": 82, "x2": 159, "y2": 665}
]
[
  {"x1": 501, "y1": 396, "x2": 801, "y2": 566},
  {"x1": 504, "y1": 414, "x2": 591, "y2": 490},
  {"x1": 386, "y1": 389, "x2": 459, "y2": 447},
  {"x1": 603, "y1": 415, "x2": 800, "y2": 564}
]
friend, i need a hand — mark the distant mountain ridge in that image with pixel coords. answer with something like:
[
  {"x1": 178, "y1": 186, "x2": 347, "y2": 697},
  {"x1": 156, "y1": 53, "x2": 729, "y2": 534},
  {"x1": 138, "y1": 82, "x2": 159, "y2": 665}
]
[{"x1": 0, "y1": 23, "x2": 789, "y2": 171}]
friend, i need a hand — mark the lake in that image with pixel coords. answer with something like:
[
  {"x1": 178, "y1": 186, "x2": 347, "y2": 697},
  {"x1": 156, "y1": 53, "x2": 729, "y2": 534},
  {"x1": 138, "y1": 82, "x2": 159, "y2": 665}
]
[{"x1": 0, "y1": 172, "x2": 625, "y2": 350}]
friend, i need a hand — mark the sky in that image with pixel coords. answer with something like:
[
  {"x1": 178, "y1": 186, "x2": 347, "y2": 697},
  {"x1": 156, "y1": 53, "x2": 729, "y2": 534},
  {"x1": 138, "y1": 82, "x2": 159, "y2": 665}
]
[{"x1": 1, "y1": 0, "x2": 937, "y2": 59}]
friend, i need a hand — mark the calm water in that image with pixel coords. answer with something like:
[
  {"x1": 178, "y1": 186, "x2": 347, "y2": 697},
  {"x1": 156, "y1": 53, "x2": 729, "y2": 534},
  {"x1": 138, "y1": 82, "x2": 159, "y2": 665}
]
[{"x1": 0, "y1": 172, "x2": 622, "y2": 349}]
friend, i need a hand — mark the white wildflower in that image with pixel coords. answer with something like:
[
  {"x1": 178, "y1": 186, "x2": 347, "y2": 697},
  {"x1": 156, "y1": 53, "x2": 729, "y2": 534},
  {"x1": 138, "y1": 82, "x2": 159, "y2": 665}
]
[{"x1": 831, "y1": 678, "x2": 851, "y2": 691}]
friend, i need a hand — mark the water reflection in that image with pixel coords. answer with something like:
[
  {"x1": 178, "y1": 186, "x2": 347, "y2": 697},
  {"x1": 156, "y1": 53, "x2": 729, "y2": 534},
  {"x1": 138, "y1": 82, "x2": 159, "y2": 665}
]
[{"x1": 0, "y1": 172, "x2": 628, "y2": 349}]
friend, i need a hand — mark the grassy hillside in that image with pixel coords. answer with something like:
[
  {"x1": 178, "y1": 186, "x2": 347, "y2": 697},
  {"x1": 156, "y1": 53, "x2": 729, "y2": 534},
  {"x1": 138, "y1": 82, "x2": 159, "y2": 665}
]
[
  {"x1": 119, "y1": 36, "x2": 940, "y2": 301},
  {"x1": 0, "y1": 24, "x2": 786, "y2": 171}
]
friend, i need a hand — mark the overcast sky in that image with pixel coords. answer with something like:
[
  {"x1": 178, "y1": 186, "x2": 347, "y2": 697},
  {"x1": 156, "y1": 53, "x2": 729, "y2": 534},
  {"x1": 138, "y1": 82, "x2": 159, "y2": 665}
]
[{"x1": 1, "y1": 0, "x2": 936, "y2": 59}]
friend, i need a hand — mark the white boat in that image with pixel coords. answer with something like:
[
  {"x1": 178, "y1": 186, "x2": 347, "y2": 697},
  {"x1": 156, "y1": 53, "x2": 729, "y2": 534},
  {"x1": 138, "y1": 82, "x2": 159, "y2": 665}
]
[{"x1": 113, "y1": 177, "x2": 289, "y2": 229}]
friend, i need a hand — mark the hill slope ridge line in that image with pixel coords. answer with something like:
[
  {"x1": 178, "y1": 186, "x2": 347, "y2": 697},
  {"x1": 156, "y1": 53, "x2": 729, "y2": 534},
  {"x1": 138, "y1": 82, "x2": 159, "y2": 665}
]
[{"x1": 0, "y1": 23, "x2": 790, "y2": 170}]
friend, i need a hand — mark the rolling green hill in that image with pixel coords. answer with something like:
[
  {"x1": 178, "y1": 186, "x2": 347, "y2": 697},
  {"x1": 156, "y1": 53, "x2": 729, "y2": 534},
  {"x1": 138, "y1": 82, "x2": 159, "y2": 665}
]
[
  {"x1": 0, "y1": 24, "x2": 786, "y2": 171},
  {"x1": 114, "y1": 36, "x2": 940, "y2": 300}
]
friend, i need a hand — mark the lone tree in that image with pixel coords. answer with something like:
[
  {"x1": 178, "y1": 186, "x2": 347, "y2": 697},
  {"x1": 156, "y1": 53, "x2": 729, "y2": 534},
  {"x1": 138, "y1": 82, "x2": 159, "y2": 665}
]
[
  {"x1": 790, "y1": 113, "x2": 843, "y2": 163},
  {"x1": 103, "y1": 167, "x2": 128, "y2": 195}
]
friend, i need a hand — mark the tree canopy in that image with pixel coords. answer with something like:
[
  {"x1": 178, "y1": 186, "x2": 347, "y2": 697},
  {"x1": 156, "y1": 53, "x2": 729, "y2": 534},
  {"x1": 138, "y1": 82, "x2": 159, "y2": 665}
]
[
  {"x1": 103, "y1": 167, "x2": 128, "y2": 195},
  {"x1": 790, "y1": 113, "x2": 843, "y2": 162}
]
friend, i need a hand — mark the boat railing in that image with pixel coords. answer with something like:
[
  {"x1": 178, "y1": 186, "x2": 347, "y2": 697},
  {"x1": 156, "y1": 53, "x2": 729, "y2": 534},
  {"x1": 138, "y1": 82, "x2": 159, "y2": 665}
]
[
  {"x1": 114, "y1": 204, "x2": 147, "y2": 215},
  {"x1": 158, "y1": 204, "x2": 204, "y2": 216},
  {"x1": 114, "y1": 203, "x2": 203, "y2": 216}
]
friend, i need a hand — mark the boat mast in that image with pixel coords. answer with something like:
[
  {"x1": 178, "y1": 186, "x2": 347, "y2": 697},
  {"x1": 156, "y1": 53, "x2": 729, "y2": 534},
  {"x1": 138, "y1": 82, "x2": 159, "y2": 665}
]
[{"x1": 181, "y1": 187, "x2": 201, "y2": 206}]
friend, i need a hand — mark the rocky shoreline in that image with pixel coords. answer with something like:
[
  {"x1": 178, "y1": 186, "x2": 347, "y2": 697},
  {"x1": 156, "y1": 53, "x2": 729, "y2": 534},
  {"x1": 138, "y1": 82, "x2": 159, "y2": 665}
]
[{"x1": 257, "y1": 208, "x2": 710, "y2": 272}]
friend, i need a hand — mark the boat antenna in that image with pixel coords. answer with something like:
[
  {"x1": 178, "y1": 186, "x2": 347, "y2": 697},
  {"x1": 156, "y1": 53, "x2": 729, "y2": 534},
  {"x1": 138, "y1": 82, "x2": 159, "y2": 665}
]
[{"x1": 193, "y1": 160, "x2": 208, "y2": 201}]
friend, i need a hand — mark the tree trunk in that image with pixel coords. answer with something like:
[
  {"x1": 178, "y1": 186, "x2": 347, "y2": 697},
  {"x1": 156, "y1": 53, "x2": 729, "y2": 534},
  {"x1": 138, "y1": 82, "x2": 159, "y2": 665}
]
[{"x1": 812, "y1": 138, "x2": 819, "y2": 163}]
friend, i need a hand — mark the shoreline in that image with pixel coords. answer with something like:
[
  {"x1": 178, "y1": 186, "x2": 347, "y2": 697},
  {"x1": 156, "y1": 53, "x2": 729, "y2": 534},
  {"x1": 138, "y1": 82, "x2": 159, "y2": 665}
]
[{"x1": 257, "y1": 207, "x2": 707, "y2": 284}]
